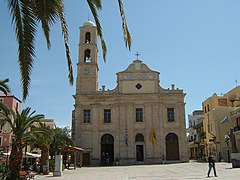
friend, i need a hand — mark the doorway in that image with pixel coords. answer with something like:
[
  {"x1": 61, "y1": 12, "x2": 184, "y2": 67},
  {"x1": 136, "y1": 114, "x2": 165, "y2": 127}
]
[
  {"x1": 165, "y1": 133, "x2": 179, "y2": 160},
  {"x1": 101, "y1": 134, "x2": 114, "y2": 165},
  {"x1": 136, "y1": 145, "x2": 144, "y2": 161},
  {"x1": 82, "y1": 152, "x2": 90, "y2": 166}
]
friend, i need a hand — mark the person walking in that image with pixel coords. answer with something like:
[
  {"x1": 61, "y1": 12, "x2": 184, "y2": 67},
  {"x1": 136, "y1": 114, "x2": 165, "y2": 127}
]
[{"x1": 207, "y1": 153, "x2": 217, "y2": 177}]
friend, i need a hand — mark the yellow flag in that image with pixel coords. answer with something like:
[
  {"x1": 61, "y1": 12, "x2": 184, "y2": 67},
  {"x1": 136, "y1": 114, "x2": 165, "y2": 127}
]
[{"x1": 150, "y1": 128, "x2": 157, "y2": 144}]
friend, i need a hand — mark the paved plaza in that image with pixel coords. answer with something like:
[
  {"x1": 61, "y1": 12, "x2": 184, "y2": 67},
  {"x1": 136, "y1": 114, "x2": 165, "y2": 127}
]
[{"x1": 35, "y1": 161, "x2": 239, "y2": 180}]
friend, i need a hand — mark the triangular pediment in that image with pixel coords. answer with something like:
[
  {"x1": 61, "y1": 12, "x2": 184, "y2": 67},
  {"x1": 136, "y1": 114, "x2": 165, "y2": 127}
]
[
  {"x1": 116, "y1": 60, "x2": 160, "y2": 94},
  {"x1": 118, "y1": 60, "x2": 158, "y2": 73}
]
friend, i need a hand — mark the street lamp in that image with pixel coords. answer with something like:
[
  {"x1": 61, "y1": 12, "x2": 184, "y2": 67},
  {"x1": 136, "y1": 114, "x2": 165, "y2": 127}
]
[{"x1": 224, "y1": 134, "x2": 230, "y2": 163}]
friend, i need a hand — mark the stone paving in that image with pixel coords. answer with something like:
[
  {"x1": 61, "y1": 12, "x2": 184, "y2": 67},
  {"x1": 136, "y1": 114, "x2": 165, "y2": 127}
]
[{"x1": 35, "y1": 161, "x2": 240, "y2": 180}]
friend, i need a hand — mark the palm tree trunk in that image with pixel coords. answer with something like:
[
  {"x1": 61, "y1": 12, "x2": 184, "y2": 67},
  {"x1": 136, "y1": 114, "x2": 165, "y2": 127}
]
[
  {"x1": 41, "y1": 146, "x2": 50, "y2": 175},
  {"x1": 9, "y1": 142, "x2": 23, "y2": 179}
]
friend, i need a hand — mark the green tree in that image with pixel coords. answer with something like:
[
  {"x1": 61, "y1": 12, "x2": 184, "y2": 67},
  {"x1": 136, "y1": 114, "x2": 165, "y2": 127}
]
[
  {"x1": 0, "y1": 79, "x2": 11, "y2": 95},
  {"x1": 30, "y1": 123, "x2": 54, "y2": 175},
  {"x1": 0, "y1": 107, "x2": 44, "y2": 179},
  {"x1": 49, "y1": 127, "x2": 74, "y2": 159},
  {"x1": 4, "y1": 0, "x2": 131, "y2": 101}
]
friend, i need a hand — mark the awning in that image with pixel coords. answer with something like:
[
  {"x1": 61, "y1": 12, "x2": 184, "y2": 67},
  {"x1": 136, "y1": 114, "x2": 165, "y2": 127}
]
[
  {"x1": 24, "y1": 152, "x2": 41, "y2": 158},
  {"x1": 3, "y1": 152, "x2": 10, "y2": 156},
  {"x1": 3, "y1": 152, "x2": 41, "y2": 158},
  {"x1": 61, "y1": 146, "x2": 84, "y2": 153}
]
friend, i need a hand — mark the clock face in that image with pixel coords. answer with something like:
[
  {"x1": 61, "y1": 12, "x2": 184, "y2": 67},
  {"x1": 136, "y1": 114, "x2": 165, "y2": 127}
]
[{"x1": 84, "y1": 68, "x2": 89, "y2": 74}]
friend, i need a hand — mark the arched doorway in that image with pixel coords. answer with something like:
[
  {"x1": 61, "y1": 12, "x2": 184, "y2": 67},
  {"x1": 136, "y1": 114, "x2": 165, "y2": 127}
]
[
  {"x1": 135, "y1": 133, "x2": 144, "y2": 161},
  {"x1": 165, "y1": 133, "x2": 179, "y2": 160},
  {"x1": 101, "y1": 133, "x2": 114, "y2": 165}
]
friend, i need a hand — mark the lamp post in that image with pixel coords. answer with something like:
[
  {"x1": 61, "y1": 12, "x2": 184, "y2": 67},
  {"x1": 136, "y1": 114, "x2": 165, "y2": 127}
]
[{"x1": 224, "y1": 134, "x2": 230, "y2": 163}]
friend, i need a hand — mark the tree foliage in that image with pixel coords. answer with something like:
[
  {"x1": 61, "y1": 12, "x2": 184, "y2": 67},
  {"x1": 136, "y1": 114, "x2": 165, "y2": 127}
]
[
  {"x1": 4, "y1": 0, "x2": 131, "y2": 101},
  {"x1": 0, "y1": 79, "x2": 11, "y2": 95},
  {"x1": 49, "y1": 126, "x2": 74, "y2": 159},
  {"x1": 0, "y1": 107, "x2": 44, "y2": 178}
]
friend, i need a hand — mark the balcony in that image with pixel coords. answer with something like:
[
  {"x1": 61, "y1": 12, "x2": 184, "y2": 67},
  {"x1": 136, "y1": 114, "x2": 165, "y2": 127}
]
[{"x1": 233, "y1": 125, "x2": 240, "y2": 132}]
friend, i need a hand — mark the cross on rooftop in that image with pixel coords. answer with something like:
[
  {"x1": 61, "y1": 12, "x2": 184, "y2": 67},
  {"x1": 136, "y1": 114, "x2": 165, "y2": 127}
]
[{"x1": 134, "y1": 52, "x2": 141, "y2": 60}]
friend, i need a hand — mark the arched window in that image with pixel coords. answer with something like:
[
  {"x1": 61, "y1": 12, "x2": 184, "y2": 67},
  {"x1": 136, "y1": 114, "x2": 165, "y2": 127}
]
[
  {"x1": 135, "y1": 133, "x2": 144, "y2": 142},
  {"x1": 85, "y1": 32, "x2": 91, "y2": 43},
  {"x1": 84, "y1": 49, "x2": 91, "y2": 62}
]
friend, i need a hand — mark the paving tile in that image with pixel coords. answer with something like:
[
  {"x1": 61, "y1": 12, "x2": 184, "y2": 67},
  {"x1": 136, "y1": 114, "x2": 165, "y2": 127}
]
[{"x1": 35, "y1": 161, "x2": 240, "y2": 180}]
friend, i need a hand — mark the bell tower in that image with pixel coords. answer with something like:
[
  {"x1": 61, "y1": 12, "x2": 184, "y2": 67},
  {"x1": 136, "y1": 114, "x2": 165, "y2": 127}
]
[{"x1": 76, "y1": 21, "x2": 99, "y2": 95}]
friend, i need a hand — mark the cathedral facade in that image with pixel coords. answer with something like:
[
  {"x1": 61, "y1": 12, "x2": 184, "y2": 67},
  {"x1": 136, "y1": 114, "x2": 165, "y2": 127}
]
[{"x1": 72, "y1": 21, "x2": 188, "y2": 166}]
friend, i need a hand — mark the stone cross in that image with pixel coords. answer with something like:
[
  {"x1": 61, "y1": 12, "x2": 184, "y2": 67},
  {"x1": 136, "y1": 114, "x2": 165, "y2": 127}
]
[{"x1": 134, "y1": 52, "x2": 141, "y2": 60}]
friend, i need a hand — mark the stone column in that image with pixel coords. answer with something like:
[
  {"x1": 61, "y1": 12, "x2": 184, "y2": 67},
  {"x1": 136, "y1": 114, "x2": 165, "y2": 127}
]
[{"x1": 54, "y1": 155, "x2": 63, "y2": 176}]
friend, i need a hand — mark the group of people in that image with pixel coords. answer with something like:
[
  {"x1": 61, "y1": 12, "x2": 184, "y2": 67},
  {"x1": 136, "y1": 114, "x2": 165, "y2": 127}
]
[
  {"x1": 102, "y1": 152, "x2": 110, "y2": 164},
  {"x1": 21, "y1": 159, "x2": 40, "y2": 172}
]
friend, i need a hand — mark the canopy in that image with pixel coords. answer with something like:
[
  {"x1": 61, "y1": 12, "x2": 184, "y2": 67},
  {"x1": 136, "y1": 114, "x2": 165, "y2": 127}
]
[
  {"x1": 24, "y1": 152, "x2": 41, "y2": 158},
  {"x1": 61, "y1": 146, "x2": 84, "y2": 153},
  {"x1": 3, "y1": 152, "x2": 41, "y2": 158},
  {"x1": 61, "y1": 146, "x2": 84, "y2": 169}
]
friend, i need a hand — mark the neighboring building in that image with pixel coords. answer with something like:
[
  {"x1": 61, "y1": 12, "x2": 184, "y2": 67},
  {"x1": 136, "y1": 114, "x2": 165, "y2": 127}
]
[
  {"x1": 72, "y1": 21, "x2": 189, "y2": 166},
  {"x1": 30, "y1": 118, "x2": 56, "y2": 154},
  {"x1": 0, "y1": 94, "x2": 21, "y2": 152},
  {"x1": 187, "y1": 110, "x2": 204, "y2": 160},
  {"x1": 40, "y1": 119, "x2": 56, "y2": 129},
  {"x1": 230, "y1": 107, "x2": 240, "y2": 152},
  {"x1": 202, "y1": 86, "x2": 240, "y2": 162}
]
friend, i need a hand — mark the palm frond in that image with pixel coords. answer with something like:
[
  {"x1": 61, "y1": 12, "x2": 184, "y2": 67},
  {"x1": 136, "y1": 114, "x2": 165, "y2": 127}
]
[
  {"x1": 33, "y1": 0, "x2": 60, "y2": 49},
  {"x1": 0, "y1": 79, "x2": 11, "y2": 95},
  {"x1": 117, "y1": 0, "x2": 131, "y2": 50},
  {"x1": 57, "y1": 0, "x2": 73, "y2": 85},
  {"x1": 7, "y1": 0, "x2": 37, "y2": 101},
  {"x1": 0, "y1": 103, "x2": 12, "y2": 128},
  {"x1": 87, "y1": 0, "x2": 107, "y2": 61},
  {"x1": 28, "y1": 123, "x2": 54, "y2": 147},
  {"x1": 0, "y1": 78, "x2": 11, "y2": 95}
]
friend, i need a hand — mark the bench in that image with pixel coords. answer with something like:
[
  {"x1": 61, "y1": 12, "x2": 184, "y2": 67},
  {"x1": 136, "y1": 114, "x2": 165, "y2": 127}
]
[{"x1": 19, "y1": 170, "x2": 35, "y2": 180}]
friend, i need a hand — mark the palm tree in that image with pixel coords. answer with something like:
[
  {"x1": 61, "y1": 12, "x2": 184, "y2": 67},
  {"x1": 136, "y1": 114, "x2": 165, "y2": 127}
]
[
  {"x1": 4, "y1": 0, "x2": 131, "y2": 101},
  {"x1": 49, "y1": 127, "x2": 74, "y2": 159},
  {"x1": 0, "y1": 107, "x2": 44, "y2": 179},
  {"x1": 30, "y1": 123, "x2": 54, "y2": 175},
  {"x1": 0, "y1": 78, "x2": 11, "y2": 111},
  {"x1": 0, "y1": 78, "x2": 11, "y2": 95}
]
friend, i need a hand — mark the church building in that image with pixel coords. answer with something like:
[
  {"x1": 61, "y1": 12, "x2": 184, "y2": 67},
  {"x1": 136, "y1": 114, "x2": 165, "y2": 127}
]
[{"x1": 72, "y1": 21, "x2": 189, "y2": 166}]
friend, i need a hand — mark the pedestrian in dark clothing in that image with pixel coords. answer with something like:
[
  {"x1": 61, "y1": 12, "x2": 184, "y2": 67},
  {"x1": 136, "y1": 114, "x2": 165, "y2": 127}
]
[
  {"x1": 207, "y1": 154, "x2": 217, "y2": 177},
  {"x1": 106, "y1": 153, "x2": 110, "y2": 164}
]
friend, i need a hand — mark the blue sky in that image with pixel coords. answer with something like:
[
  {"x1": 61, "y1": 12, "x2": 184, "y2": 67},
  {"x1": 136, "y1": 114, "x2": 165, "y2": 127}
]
[{"x1": 1, "y1": 1, "x2": 240, "y2": 127}]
